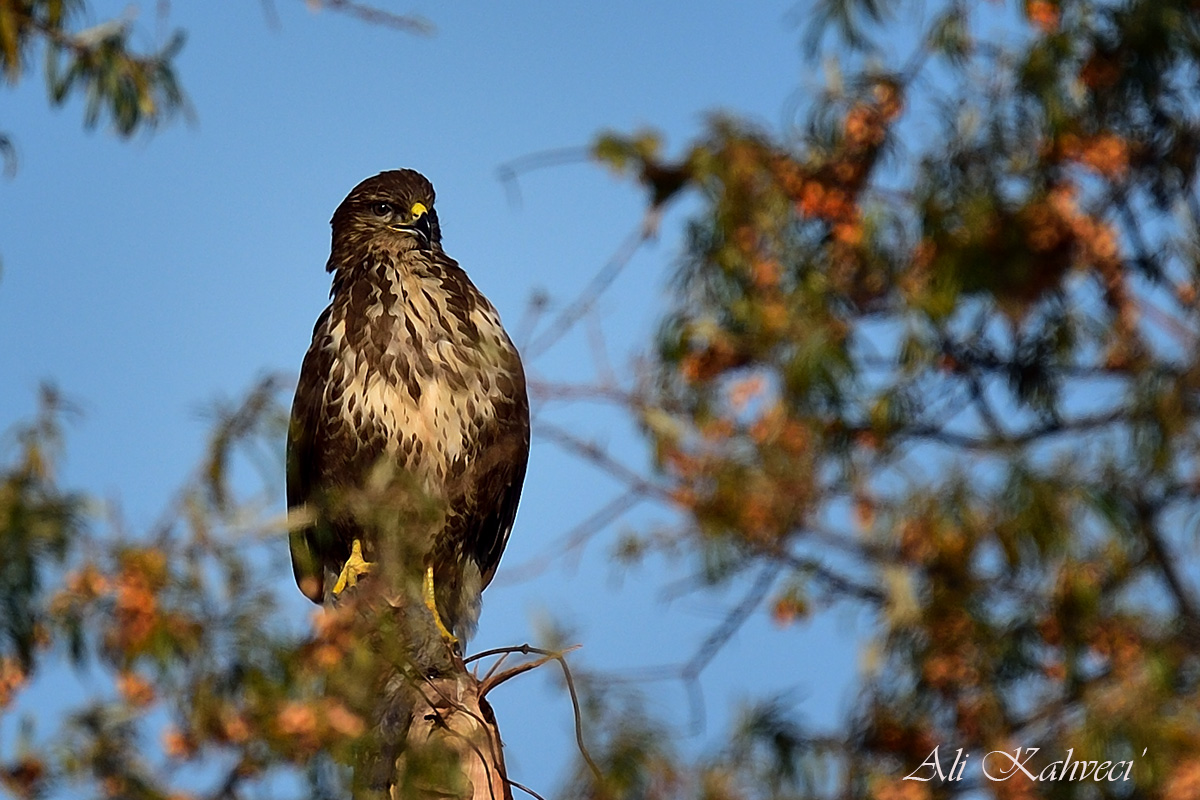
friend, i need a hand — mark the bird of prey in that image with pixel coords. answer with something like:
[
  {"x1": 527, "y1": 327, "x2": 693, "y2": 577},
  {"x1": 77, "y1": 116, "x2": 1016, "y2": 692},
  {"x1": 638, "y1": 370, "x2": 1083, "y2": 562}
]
[{"x1": 287, "y1": 169, "x2": 529, "y2": 644}]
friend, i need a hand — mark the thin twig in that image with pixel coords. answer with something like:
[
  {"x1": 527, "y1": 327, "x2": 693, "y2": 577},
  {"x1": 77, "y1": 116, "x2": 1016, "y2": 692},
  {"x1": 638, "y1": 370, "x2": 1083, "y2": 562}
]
[
  {"x1": 496, "y1": 147, "x2": 592, "y2": 207},
  {"x1": 465, "y1": 643, "x2": 536, "y2": 665},
  {"x1": 493, "y1": 488, "x2": 645, "y2": 585},
  {"x1": 1136, "y1": 500, "x2": 1200, "y2": 630},
  {"x1": 481, "y1": 650, "x2": 512, "y2": 685},
  {"x1": 471, "y1": 644, "x2": 602, "y2": 782},
  {"x1": 592, "y1": 562, "x2": 784, "y2": 736},
  {"x1": 528, "y1": 379, "x2": 641, "y2": 407},
  {"x1": 526, "y1": 225, "x2": 649, "y2": 359},
  {"x1": 783, "y1": 554, "x2": 886, "y2": 604},
  {"x1": 507, "y1": 779, "x2": 548, "y2": 800},
  {"x1": 480, "y1": 647, "x2": 579, "y2": 694},
  {"x1": 679, "y1": 563, "x2": 782, "y2": 732},
  {"x1": 314, "y1": 0, "x2": 433, "y2": 33},
  {"x1": 891, "y1": 407, "x2": 1132, "y2": 450},
  {"x1": 514, "y1": 291, "x2": 550, "y2": 354},
  {"x1": 536, "y1": 423, "x2": 670, "y2": 500}
]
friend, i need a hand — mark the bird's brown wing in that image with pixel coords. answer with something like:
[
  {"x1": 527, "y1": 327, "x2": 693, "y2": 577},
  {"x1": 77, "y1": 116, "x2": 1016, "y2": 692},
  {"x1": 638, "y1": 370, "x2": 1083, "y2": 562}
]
[
  {"x1": 465, "y1": 366, "x2": 530, "y2": 588},
  {"x1": 289, "y1": 304, "x2": 398, "y2": 603},
  {"x1": 287, "y1": 307, "x2": 337, "y2": 602},
  {"x1": 421, "y1": 256, "x2": 530, "y2": 589}
]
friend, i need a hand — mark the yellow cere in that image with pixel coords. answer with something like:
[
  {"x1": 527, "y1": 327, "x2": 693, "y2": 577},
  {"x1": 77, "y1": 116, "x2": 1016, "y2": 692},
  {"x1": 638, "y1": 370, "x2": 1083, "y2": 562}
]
[{"x1": 410, "y1": 202, "x2": 428, "y2": 218}]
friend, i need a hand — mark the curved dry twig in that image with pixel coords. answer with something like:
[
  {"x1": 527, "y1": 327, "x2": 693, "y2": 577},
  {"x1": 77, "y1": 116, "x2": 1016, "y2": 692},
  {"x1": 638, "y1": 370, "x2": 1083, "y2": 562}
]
[
  {"x1": 525, "y1": 225, "x2": 650, "y2": 360},
  {"x1": 468, "y1": 643, "x2": 603, "y2": 782},
  {"x1": 507, "y1": 778, "x2": 548, "y2": 800},
  {"x1": 496, "y1": 147, "x2": 592, "y2": 207}
]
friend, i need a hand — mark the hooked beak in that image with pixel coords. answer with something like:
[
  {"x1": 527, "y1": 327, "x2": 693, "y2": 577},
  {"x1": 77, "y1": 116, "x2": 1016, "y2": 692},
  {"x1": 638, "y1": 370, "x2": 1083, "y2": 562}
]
[{"x1": 390, "y1": 202, "x2": 432, "y2": 244}]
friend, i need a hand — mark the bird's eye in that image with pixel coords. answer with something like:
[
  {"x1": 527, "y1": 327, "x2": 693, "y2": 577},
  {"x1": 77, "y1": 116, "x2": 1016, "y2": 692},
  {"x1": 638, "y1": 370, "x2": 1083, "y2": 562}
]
[{"x1": 370, "y1": 202, "x2": 394, "y2": 218}]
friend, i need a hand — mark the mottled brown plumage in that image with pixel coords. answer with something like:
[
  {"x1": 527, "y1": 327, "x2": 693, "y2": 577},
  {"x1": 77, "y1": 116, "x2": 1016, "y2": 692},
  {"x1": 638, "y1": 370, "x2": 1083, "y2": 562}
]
[{"x1": 287, "y1": 169, "x2": 529, "y2": 641}]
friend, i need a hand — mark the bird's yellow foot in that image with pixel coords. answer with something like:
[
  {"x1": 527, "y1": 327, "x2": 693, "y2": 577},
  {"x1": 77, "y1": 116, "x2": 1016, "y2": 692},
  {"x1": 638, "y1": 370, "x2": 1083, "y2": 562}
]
[
  {"x1": 423, "y1": 565, "x2": 458, "y2": 645},
  {"x1": 332, "y1": 539, "x2": 374, "y2": 595}
]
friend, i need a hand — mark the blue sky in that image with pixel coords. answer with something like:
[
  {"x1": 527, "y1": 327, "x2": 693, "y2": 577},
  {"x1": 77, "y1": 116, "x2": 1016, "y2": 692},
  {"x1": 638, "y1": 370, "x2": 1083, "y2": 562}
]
[{"x1": 0, "y1": 1, "x2": 869, "y2": 791}]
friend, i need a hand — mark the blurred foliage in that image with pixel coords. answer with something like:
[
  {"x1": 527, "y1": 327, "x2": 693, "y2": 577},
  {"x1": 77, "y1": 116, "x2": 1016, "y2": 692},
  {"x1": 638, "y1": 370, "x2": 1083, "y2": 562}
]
[
  {"x1": 0, "y1": 386, "x2": 80, "y2": 673},
  {"x1": 580, "y1": 0, "x2": 1200, "y2": 798},
  {"x1": 7, "y1": 0, "x2": 1200, "y2": 798},
  {"x1": 1, "y1": 0, "x2": 187, "y2": 142},
  {"x1": 0, "y1": 379, "x2": 484, "y2": 799},
  {"x1": 0, "y1": 0, "x2": 430, "y2": 165}
]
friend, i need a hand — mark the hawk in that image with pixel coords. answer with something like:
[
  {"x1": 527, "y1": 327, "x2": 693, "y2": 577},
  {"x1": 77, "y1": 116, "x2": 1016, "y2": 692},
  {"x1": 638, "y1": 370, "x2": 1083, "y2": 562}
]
[{"x1": 287, "y1": 169, "x2": 529, "y2": 644}]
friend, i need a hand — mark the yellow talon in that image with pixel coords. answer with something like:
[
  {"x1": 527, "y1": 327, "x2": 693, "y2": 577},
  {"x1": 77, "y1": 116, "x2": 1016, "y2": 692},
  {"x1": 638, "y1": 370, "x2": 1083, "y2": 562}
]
[
  {"x1": 423, "y1": 565, "x2": 458, "y2": 644},
  {"x1": 332, "y1": 539, "x2": 374, "y2": 595}
]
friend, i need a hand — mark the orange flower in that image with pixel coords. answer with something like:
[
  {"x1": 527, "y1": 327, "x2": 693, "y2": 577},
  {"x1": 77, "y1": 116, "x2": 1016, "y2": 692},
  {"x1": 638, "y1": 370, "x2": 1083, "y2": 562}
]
[
  {"x1": 276, "y1": 701, "x2": 319, "y2": 739},
  {"x1": 66, "y1": 564, "x2": 110, "y2": 598},
  {"x1": 821, "y1": 187, "x2": 854, "y2": 222},
  {"x1": 923, "y1": 652, "x2": 970, "y2": 689},
  {"x1": 778, "y1": 421, "x2": 810, "y2": 454},
  {"x1": 2, "y1": 755, "x2": 44, "y2": 798},
  {"x1": 1027, "y1": 0, "x2": 1059, "y2": 33},
  {"x1": 751, "y1": 258, "x2": 781, "y2": 290},
  {"x1": 162, "y1": 726, "x2": 197, "y2": 760},
  {"x1": 833, "y1": 220, "x2": 863, "y2": 246},
  {"x1": 738, "y1": 490, "x2": 777, "y2": 539},
  {"x1": 844, "y1": 105, "x2": 879, "y2": 148},
  {"x1": 0, "y1": 657, "x2": 27, "y2": 709},
  {"x1": 700, "y1": 418, "x2": 734, "y2": 441},
  {"x1": 798, "y1": 181, "x2": 826, "y2": 217},
  {"x1": 102, "y1": 777, "x2": 127, "y2": 798},
  {"x1": 727, "y1": 375, "x2": 766, "y2": 411},
  {"x1": 771, "y1": 595, "x2": 807, "y2": 627},
  {"x1": 324, "y1": 701, "x2": 366, "y2": 737},
  {"x1": 872, "y1": 82, "x2": 904, "y2": 121},
  {"x1": 854, "y1": 496, "x2": 876, "y2": 531},
  {"x1": 219, "y1": 709, "x2": 251, "y2": 744},
  {"x1": 117, "y1": 670, "x2": 156, "y2": 708},
  {"x1": 1037, "y1": 614, "x2": 1062, "y2": 646},
  {"x1": 111, "y1": 551, "x2": 167, "y2": 654},
  {"x1": 1165, "y1": 759, "x2": 1200, "y2": 800},
  {"x1": 669, "y1": 486, "x2": 698, "y2": 511},
  {"x1": 1176, "y1": 281, "x2": 1197, "y2": 306},
  {"x1": 832, "y1": 160, "x2": 862, "y2": 185},
  {"x1": 872, "y1": 778, "x2": 931, "y2": 800},
  {"x1": 1080, "y1": 133, "x2": 1129, "y2": 178}
]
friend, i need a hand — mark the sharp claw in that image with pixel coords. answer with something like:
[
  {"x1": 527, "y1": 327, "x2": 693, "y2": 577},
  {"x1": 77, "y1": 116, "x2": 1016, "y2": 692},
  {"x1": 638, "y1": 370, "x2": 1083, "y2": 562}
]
[
  {"x1": 332, "y1": 539, "x2": 374, "y2": 595},
  {"x1": 423, "y1": 565, "x2": 458, "y2": 644}
]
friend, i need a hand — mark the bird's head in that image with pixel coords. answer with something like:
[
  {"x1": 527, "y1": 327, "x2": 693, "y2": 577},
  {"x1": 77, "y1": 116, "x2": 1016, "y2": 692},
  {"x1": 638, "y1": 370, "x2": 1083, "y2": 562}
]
[{"x1": 327, "y1": 169, "x2": 442, "y2": 272}]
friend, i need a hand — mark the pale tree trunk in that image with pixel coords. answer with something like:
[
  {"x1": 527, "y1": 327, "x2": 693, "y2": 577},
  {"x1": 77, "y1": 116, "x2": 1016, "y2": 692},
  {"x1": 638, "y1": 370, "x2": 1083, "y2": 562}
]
[
  {"x1": 331, "y1": 578, "x2": 513, "y2": 800},
  {"x1": 385, "y1": 667, "x2": 511, "y2": 800}
]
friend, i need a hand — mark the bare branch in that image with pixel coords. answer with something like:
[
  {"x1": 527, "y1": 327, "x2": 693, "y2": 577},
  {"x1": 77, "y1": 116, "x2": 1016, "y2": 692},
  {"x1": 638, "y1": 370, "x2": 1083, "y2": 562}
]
[
  {"x1": 493, "y1": 488, "x2": 645, "y2": 585},
  {"x1": 307, "y1": 0, "x2": 433, "y2": 33},
  {"x1": 526, "y1": 225, "x2": 649, "y2": 359},
  {"x1": 507, "y1": 779, "x2": 548, "y2": 800},
  {"x1": 496, "y1": 147, "x2": 591, "y2": 207},
  {"x1": 528, "y1": 379, "x2": 642, "y2": 408},
  {"x1": 1136, "y1": 501, "x2": 1200, "y2": 632},
  {"x1": 469, "y1": 644, "x2": 602, "y2": 783},
  {"x1": 892, "y1": 407, "x2": 1133, "y2": 451},
  {"x1": 536, "y1": 423, "x2": 670, "y2": 501}
]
